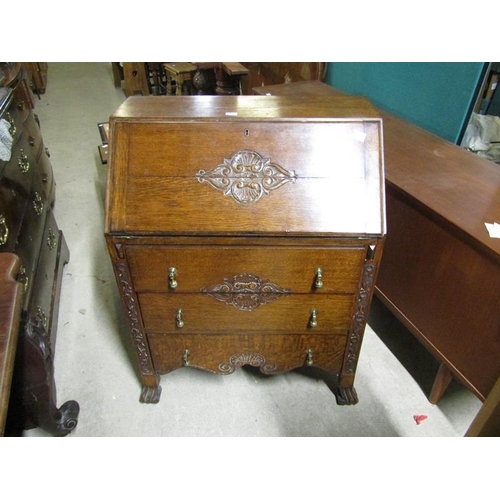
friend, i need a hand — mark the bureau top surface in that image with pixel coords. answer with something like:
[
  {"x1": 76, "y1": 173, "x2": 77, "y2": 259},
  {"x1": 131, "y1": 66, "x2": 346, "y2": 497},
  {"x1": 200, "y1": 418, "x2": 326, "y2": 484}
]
[
  {"x1": 110, "y1": 94, "x2": 381, "y2": 121},
  {"x1": 105, "y1": 95, "x2": 385, "y2": 237}
]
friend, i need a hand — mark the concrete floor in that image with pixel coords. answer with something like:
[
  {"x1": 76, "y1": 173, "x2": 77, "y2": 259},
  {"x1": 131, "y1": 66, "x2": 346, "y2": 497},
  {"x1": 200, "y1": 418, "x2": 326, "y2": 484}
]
[{"x1": 24, "y1": 62, "x2": 482, "y2": 437}]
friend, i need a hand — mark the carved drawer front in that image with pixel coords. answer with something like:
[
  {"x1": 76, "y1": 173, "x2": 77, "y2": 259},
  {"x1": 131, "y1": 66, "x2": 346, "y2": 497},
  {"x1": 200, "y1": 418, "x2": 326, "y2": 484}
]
[
  {"x1": 127, "y1": 245, "x2": 366, "y2": 294},
  {"x1": 139, "y1": 292, "x2": 354, "y2": 334},
  {"x1": 148, "y1": 333, "x2": 348, "y2": 375}
]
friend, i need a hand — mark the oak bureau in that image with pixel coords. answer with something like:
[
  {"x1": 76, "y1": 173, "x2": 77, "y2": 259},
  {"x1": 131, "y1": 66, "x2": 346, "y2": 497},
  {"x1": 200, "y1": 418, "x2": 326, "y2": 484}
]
[{"x1": 105, "y1": 95, "x2": 386, "y2": 405}]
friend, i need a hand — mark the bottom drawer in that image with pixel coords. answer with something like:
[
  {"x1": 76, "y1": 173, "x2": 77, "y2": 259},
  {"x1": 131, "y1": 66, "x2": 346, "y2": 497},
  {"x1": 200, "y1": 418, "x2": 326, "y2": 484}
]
[{"x1": 148, "y1": 333, "x2": 347, "y2": 375}]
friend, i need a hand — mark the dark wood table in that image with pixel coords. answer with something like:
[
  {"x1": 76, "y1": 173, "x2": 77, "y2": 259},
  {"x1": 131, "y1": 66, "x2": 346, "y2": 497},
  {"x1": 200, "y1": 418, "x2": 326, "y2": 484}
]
[
  {"x1": 0, "y1": 253, "x2": 23, "y2": 435},
  {"x1": 253, "y1": 80, "x2": 500, "y2": 408}
]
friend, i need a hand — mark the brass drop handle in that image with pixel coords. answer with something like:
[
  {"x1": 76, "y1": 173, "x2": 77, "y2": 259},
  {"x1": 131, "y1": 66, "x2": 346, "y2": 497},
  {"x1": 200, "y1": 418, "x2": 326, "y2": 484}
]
[
  {"x1": 183, "y1": 348, "x2": 190, "y2": 366},
  {"x1": 306, "y1": 348, "x2": 314, "y2": 366},
  {"x1": 47, "y1": 228, "x2": 57, "y2": 250},
  {"x1": 176, "y1": 309, "x2": 184, "y2": 329},
  {"x1": 314, "y1": 268, "x2": 323, "y2": 289},
  {"x1": 36, "y1": 306, "x2": 48, "y2": 329},
  {"x1": 309, "y1": 309, "x2": 318, "y2": 328},
  {"x1": 18, "y1": 149, "x2": 30, "y2": 173},
  {"x1": 5, "y1": 112, "x2": 16, "y2": 136},
  {"x1": 18, "y1": 265, "x2": 29, "y2": 293},
  {"x1": 0, "y1": 215, "x2": 8, "y2": 246},
  {"x1": 168, "y1": 267, "x2": 178, "y2": 289}
]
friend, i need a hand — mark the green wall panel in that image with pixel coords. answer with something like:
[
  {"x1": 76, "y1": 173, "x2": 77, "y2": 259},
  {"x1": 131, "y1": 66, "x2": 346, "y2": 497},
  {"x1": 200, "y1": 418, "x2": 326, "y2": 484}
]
[{"x1": 325, "y1": 62, "x2": 486, "y2": 143}]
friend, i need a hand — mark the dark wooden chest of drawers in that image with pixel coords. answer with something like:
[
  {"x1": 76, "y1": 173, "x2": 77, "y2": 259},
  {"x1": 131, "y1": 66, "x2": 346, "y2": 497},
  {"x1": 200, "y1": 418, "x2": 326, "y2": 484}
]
[
  {"x1": 105, "y1": 95, "x2": 386, "y2": 405},
  {"x1": 0, "y1": 68, "x2": 79, "y2": 436}
]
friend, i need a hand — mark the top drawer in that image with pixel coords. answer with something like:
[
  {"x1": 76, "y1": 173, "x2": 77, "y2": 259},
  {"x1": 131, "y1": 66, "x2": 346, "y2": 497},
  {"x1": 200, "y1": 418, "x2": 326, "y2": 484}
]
[{"x1": 126, "y1": 244, "x2": 366, "y2": 294}]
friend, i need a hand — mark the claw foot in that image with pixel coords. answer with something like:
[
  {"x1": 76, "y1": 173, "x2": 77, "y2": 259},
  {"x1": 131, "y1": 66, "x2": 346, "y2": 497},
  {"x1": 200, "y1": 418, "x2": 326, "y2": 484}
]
[
  {"x1": 140, "y1": 385, "x2": 162, "y2": 404},
  {"x1": 336, "y1": 386, "x2": 359, "y2": 405}
]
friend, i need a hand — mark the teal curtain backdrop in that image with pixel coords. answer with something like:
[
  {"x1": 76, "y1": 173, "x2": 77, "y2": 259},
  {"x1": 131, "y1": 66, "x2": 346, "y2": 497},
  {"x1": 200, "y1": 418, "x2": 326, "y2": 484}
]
[{"x1": 325, "y1": 62, "x2": 487, "y2": 144}]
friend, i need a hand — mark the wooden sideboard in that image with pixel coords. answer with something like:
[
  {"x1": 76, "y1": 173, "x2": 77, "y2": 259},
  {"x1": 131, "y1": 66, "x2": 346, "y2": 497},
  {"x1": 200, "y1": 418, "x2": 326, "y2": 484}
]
[
  {"x1": 254, "y1": 80, "x2": 500, "y2": 406},
  {"x1": 0, "y1": 64, "x2": 79, "y2": 436},
  {"x1": 105, "y1": 94, "x2": 386, "y2": 405}
]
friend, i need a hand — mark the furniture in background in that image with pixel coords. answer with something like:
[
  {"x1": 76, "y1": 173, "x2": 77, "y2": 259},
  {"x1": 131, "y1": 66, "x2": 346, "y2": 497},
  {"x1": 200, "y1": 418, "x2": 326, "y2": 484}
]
[
  {"x1": 242, "y1": 62, "x2": 326, "y2": 95},
  {"x1": 22, "y1": 63, "x2": 48, "y2": 97},
  {"x1": 0, "y1": 63, "x2": 79, "y2": 436},
  {"x1": 466, "y1": 373, "x2": 500, "y2": 436},
  {"x1": 105, "y1": 94, "x2": 386, "y2": 406},
  {"x1": 254, "y1": 80, "x2": 500, "y2": 411},
  {"x1": 0, "y1": 254, "x2": 23, "y2": 435},
  {"x1": 113, "y1": 62, "x2": 327, "y2": 97},
  {"x1": 164, "y1": 63, "x2": 198, "y2": 95}
]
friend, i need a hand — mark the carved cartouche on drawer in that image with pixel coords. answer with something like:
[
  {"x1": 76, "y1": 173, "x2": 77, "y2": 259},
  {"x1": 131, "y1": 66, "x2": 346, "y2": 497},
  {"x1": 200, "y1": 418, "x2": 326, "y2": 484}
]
[{"x1": 105, "y1": 95, "x2": 386, "y2": 406}]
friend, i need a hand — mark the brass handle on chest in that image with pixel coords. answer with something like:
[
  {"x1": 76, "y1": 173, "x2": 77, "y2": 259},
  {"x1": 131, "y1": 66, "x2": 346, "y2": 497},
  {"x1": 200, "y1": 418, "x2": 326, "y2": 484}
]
[
  {"x1": 183, "y1": 348, "x2": 190, "y2": 366},
  {"x1": 314, "y1": 268, "x2": 323, "y2": 289},
  {"x1": 309, "y1": 309, "x2": 318, "y2": 328},
  {"x1": 18, "y1": 265, "x2": 29, "y2": 293},
  {"x1": 168, "y1": 267, "x2": 178, "y2": 289},
  {"x1": 33, "y1": 192, "x2": 44, "y2": 216},
  {"x1": 5, "y1": 112, "x2": 16, "y2": 137},
  {"x1": 18, "y1": 149, "x2": 30, "y2": 173},
  {"x1": 47, "y1": 228, "x2": 57, "y2": 250},
  {"x1": 0, "y1": 215, "x2": 8, "y2": 246},
  {"x1": 36, "y1": 306, "x2": 48, "y2": 329},
  {"x1": 176, "y1": 309, "x2": 184, "y2": 329}
]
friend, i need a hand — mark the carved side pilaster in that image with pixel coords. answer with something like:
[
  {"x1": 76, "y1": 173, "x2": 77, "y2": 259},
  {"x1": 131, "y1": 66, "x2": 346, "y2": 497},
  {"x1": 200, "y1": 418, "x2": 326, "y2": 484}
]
[
  {"x1": 344, "y1": 260, "x2": 377, "y2": 375},
  {"x1": 115, "y1": 261, "x2": 154, "y2": 376}
]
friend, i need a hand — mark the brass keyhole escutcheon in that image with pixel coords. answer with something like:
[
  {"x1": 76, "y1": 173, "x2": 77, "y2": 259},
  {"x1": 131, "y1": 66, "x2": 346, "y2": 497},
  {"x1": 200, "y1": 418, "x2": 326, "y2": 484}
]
[{"x1": 168, "y1": 267, "x2": 178, "y2": 289}]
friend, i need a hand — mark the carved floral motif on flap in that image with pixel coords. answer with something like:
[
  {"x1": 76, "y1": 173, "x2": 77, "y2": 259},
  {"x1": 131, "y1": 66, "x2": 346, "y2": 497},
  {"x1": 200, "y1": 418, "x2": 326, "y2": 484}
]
[{"x1": 196, "y1": 149, "x2": 297, "y2": 204}]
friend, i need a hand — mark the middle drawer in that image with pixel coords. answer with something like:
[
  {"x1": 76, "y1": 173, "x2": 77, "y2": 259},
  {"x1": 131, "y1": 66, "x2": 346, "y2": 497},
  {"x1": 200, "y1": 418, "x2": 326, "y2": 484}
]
[{"x1": 138, "y1": 292, "x2": 354, "y2": 334}]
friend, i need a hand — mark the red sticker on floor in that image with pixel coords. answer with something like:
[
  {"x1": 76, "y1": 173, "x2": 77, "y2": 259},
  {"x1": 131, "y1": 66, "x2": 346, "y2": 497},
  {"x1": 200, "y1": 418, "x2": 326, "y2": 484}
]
[{"x1": 413, "y1": 415, "x2": 428, "y2": 425}]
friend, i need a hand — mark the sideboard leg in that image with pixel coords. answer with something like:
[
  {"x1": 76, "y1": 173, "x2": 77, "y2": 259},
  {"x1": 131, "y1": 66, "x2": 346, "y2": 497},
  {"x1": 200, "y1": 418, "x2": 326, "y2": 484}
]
[
  {"x1": 7, "y1": 313, "x2": 80, "y2": 436},
  {"x1": 429, "y1": 362, "x2": 454, "y2": 404},
  {"x1": 23, "y1": 384, "x2": 80, "y2": 436}
]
